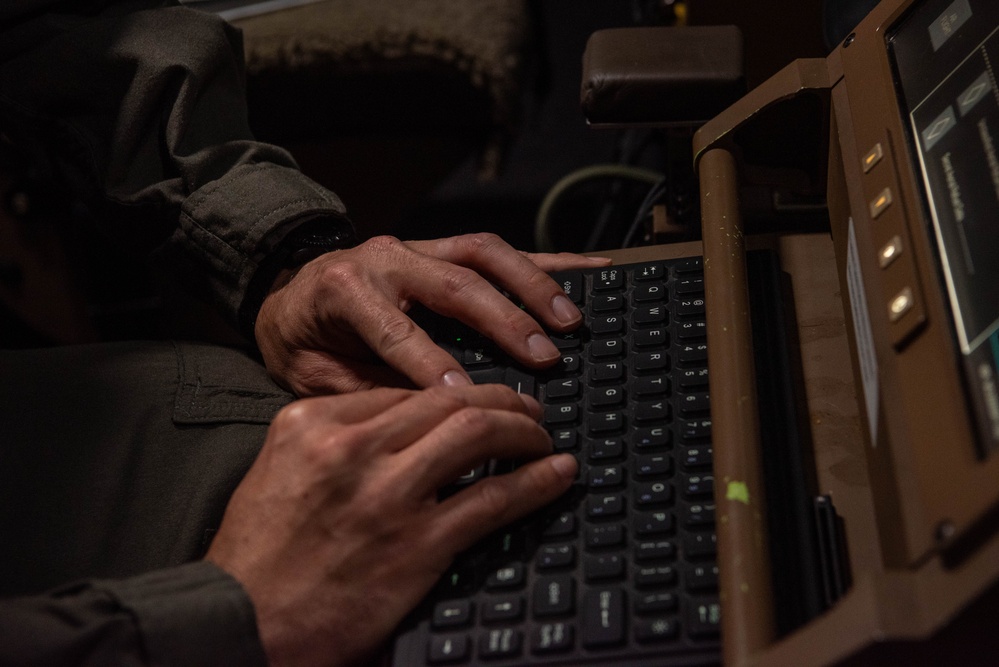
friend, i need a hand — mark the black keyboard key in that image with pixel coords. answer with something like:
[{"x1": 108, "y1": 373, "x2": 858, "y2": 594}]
[
  {"x1": 635, "y1": 454, "x2": 672, "y2": 478},
  {"x1": 542, "y1": 511, "x2": 577, "y2": 539},
  {"x1": 633, "y1": 283, "x2": 668, "y2": 302},
  {"x1": 590, "y1": 338, "x2": 626, "y2": 359},
  {"x1": 585, "y1": 553, "x2": 626, "y2": 581},
  {"x1": 635, "y1": 565, "x2": 677, "y2": 588},
  {"x1": 634, "y1": 511, "x2": 675, "y2": 536},
  {"x1": 593, "y1": 267, "x2": 625, "y2": 291},
  {"x1": 581, "y1": 588, "x2": 626, "y2": 648},
  {"x1": 678, "y1": 367, "x2": 709, "y2": 389},
  {"x1": 590, "y1": 361, "x2": 625, "y2": 383},
  {"x1": 537, "y1": 544, "x2": 576, "y2": 570},
  {"x1": 676, "y1": 320, "x2": 707, "y2": 340},
  {"x1": 676, "y1": 296, "x2": 706, "y2": 318},
  {"x1": 677, "y1": 343, "x2": 708, "y2": 365},
  {"x1": 590, "y1": 386, "x2": 626, "y2": 409},
  {"x1": 681, "y1": 446, "x2": 713, "y2": 470},
  {"x1": 588, "y1": 410, "x2": 624, "y2": 434},
  {"x1": 587, "y1": 464, "x2": 624, "y2": 490},
  {"x1": 552, "y1": 270, "x2": 584, "y2": 304},
  {"x1": 592, "y1": 294, "x2": 625, "y2": 313},
  {"x1": 586, "y1": 493, "x2": 625, "y2": 519},
  {"x1": 550, "y1": 331, "x2": 582, "y2": 350},
  {"x1": 545, "y1": 403, "x2": 579, "y2": 425},
  {"x1": 533, "y1": 575, "x2": 575, "y2": 616},
  {"x1": 482, "y1": 596, "x2": 525, "y2": 623},
  {"x1": 433, "y1": 600, "x2": 473, "y2": 629},
  {"x1": 634, "y1": 351, "x2": 670, "y2": 373},
  {"x1": 683, "y1": 503, "x2": 716, "y2": 528},
  {"x1": 591, "y1": 315, "x2": 625, "y2": 336},
  {"x1": 679, "y1": 420, "x2": 712, "y2": 442},
  {"x1": 635, "y1": 480, "x2": 673, "y2": 506},
  {"x1": 551, "y1": 429, "x2": 578, "y2": 452},
  {"x1": 479, "y1": 628, "x2": 523, "y2": 659},
  {"x1": 633, "y1": 327, "x2": 668, "y2": 348},
  {"x1": 633, "y1": 263, "x2": 665, "y2": 280},
  {"x1": 683, "y1": 532, "x2": 718, "y2": 559},
  {"x1": 679, "y1": 391, "x2": 710, "y2": 416},
  {"x1": 632, "y1": 304, "x2": 668, "y2": 326},
  {"x1": 428, "y1": 634, "x2": 470, "y2": 664},
  {"x1": 634, "y1": 376, "x2": 669, "y2": 398},
  {"x1": 635, "y1": 592, "x2": 678, "y2": 614},
  {"x1": 635, "y1": 617, "x2": 679, "y2": 643},
  {"x1": 532, "y1": 622, "x2": 574, "y2": 654},
  {"x1": 675, "y1": 276, "x2": 704, "y2": 294},
  {"x1": 486, "y1": 563, "x2": 524, "y2": 590},
  {"x1": 585, "y1": 524, "x2": 625, "y2": 549},
  {"x1": 684, "y1": 564, "x2": 720, "y2": 592},
  {"x1": 634, "y1": 427, "x2": 671, "y2": 450},
  {"x1": 635, "y1": 399, "x2": 670, "y2": 424},
  {"x1": 636, "y1": 539, "x2": 676, "y2": 562},
  {"x1": 546, "y1": 377, "x2": 579, "y2": 400},
  {"x1": 587, "y1": 437, "x2": 624, "y2": 461},
  {"x1": 687, "y1": 598, "x2": 722, "y2": 638},
  {"x1": 674, "y1": 257, "x2": 703, "y2": 274}
]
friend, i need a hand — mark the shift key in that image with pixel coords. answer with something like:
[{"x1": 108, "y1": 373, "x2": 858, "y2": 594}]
[{"x1": 581, "y1": 588, "x2": 625, "y2": 648}]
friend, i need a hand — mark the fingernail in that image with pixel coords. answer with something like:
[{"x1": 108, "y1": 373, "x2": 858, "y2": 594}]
[
  {"x1": 442, "y1": 370, "x2": 473, "y2": 387},
  {"x1": 527, "y1": 333, "x2": 559, "y2": 363},
  {"x1": 549, "y1": 453, "x2": 578, "y2": 479},
  {"x1": 587, "y1": 256, "x2": 613, "y2": 264},
  {"x1": 552, "y1": 294, "x2": 581, "y2": 326}
]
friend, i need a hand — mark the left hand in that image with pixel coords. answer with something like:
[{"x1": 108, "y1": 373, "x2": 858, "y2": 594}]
[{"x1": 255, "y1": 233, "x2": 610, "y2": 395}]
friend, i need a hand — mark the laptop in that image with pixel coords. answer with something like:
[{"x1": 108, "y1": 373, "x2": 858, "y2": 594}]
[{"x1": 391, "y1": 0, "x2": 999, "y2": 663}]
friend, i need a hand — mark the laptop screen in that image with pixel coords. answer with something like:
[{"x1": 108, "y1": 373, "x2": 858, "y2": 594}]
[{"x1": 889, "y1": 0, "x2": 999, "y2": 457}]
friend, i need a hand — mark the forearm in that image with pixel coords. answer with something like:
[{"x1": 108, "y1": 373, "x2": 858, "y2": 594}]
[
  {"x1": 0, "y1": 1, "x2": 351, "y2": 329},
  {"x1": 0, "y1": 561, "x2": 267, "y2": 667}
]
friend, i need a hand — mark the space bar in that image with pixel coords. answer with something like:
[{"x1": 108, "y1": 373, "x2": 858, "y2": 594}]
[{"x1": 467, "y1": 367, "x2": 536, "y2": 396}]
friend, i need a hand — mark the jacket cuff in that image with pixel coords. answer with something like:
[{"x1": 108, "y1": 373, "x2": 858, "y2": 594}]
[
  {"x1": 103, "y1": 561, "x2": 268, "y2": 667},
  {"x1": 160, "y1": 161, "x2": 350, "y2": 329},
  {"x1": 238, "y1": 214, "x2": 358, "y2": 342}
]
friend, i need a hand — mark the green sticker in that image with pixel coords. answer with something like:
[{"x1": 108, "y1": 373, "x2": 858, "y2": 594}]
[{"x1": 726, "y1": 481, "x2": 750, "y2": 505}]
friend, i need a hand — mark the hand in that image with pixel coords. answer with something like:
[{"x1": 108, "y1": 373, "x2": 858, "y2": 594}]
[
  {"x1": 254, "y1": 233, "x2": 610, "y2": 395},
  {"x1": 205, "y1": 384, "x2": 578, "y2": 667}
]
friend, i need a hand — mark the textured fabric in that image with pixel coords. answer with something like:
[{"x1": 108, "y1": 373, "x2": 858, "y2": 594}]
[
  {"x1": 234, "y1": 0, "x2": 532, "y2": 176},
  {"x1": 0, "y1": 0, "x2": 351, "y2": 329},
  {"x1": 0, "y1": 341, "x2": 292, "y2": 665}
]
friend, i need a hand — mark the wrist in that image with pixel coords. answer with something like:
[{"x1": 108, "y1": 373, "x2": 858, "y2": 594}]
[{"x1": 239, "y1": 216, "x2": 357, "y2": 343}]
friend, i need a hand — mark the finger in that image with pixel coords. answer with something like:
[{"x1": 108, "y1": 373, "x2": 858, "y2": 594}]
[
  {"x1": 340, "y1": 285, "x2": 478, "y2": 389},
  {"x1": 288, "y1": 387, "x2": 417, "y2": 427},
  {"x1": 359, "y1": 384, "x2": 540, "y2": 458},
  {"x1": 519, "y1": 250, "x2": 613, "y2": 273},
  {"x1": 280, "y1": 349, "x2": 416, "y2": 396},
  {"x1": 393, "y1": 400, "x2": 553, "y2": 495},
  {"x1": 390, "y1": 243, "x2": 564, "y2": 368},
  {"x1": 408, "y1": 235, "x2": 591, "y2": 332},
  {"x1": 429, "y1": 454, "x2": 578, "y2": 553}
]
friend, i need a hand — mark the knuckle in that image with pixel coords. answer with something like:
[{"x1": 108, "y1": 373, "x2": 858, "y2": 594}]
[
  {"x1": 437, "y1": 265, "x2": 481, "y2": 299},
  {"x1": 461, "y1": 232, "x2": 505, "y2": 255},
  {"x1": 363, "y1": 235, "x2": 404, "y2": 256},
  {"x1": 472, "y1": 479, "x2": 513, "y2": 520},
  {"x1": 374, "y1": 314, "x2": 421, "y2": 353},
  {"x1": 449, "y1": 405, "x2": 496, "y2": 436}
]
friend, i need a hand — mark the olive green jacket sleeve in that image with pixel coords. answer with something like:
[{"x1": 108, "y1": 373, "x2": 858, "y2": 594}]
[
  {"x1": 0, "y1": 562, "x2": 268, "y2": 667},
  {"x1": 0, "y1": 0, "x2": 353, "y2": 333}
]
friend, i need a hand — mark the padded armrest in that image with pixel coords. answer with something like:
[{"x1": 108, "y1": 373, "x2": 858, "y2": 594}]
[{"x1": 581, "y1": 26, "x2": 745, "y2": 126}]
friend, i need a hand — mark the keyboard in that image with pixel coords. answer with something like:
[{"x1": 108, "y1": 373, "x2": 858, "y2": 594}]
[{"x1": 393, "y1": 256, "x2": 723, "y2": 666}]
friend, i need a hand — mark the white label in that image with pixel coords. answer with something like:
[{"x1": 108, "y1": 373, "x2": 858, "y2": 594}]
[{"x1": 847, "y1": 219, "x2": 880, "y2": 446}]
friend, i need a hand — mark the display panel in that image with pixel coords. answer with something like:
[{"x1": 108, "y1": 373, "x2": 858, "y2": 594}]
[{"x1": 890, "y1": 0, "x2": 999, "y2": 455}]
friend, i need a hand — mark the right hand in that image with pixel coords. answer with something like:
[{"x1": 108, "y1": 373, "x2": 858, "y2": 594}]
[{"x1": 205, "y1": 384, "x2": 578, "y2": 667}]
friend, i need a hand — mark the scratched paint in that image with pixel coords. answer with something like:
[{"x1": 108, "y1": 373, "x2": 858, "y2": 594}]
[{"x1": 726, "y1": 480, "x2": 750, "y2": 505}]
